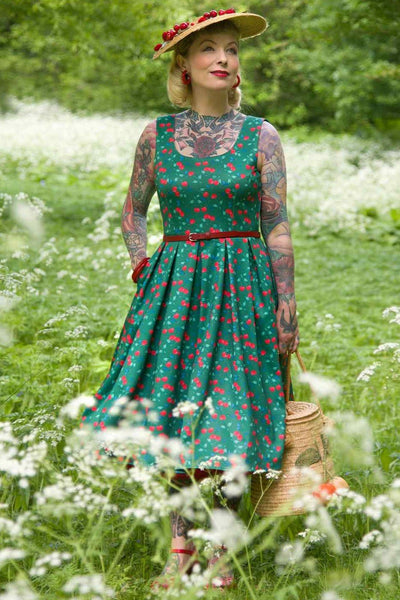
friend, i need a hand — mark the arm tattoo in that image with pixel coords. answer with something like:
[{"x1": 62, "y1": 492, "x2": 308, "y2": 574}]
[
  {"x1": 121, "y1": 121, "x2": 156, "y2": 269},
  {"x1": 258, "y1": 122, "x2": 295, "y2": 300},
  {"x1": 279, "y1": 301, "x2": 298, "y2": 333},
  {"x1": 170, "y1": 510, "x2": 194, "y2": 539}
]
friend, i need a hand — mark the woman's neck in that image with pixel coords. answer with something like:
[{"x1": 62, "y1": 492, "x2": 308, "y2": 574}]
[{"x1": 190, "y1": 92, "x2": 231, "y2": 118}]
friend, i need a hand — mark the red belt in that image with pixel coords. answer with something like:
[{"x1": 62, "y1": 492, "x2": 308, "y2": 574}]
[{"x1": 163, "y1": 230, "x2": 260, "y2": 242}]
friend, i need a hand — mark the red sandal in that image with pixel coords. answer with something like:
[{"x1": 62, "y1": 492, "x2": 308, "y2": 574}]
[
  {"x1": 150, "y1": 548, "x2": 200, "y2": 591},
  {"x1": 205, "y1": 545, "x2": 236, "y2": 590}
]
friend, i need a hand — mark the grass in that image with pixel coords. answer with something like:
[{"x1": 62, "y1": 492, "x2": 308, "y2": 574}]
[{"x1": 1, "y1": 108, "x2": 400, "y2": 599}]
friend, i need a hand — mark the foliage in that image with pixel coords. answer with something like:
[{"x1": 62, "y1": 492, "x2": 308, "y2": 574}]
[
  {"x1": 1, "y1": 1, "x2": 400, "y2": 132},
  {"x1": 240, "y1": 0, "x2": 400, "y2": 132},
  {"x1": 1, "y1": 104, "x2": 400, "y2": 598}
]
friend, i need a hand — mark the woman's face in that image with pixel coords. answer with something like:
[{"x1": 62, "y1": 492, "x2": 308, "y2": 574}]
[{"x1": 184, "y1": 30, "x2": 240, "y2": 92}]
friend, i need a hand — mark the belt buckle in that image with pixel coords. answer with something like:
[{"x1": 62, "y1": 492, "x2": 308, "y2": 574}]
[{"x1": 187, "y1": 232, "x2": 196, "y2": 242}]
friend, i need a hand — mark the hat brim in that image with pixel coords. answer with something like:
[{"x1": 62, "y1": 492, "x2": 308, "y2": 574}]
[{"x1": 152, "y1": 12, "x2": 268, "y2": 60}]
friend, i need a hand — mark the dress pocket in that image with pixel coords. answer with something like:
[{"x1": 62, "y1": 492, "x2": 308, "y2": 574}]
[{"x1": 135, "y1": 251, "x2": 157, "y2": 287}]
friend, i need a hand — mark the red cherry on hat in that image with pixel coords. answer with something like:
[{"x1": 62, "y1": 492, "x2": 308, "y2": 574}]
[
  {"x1": 210, "y1": 10, "x2": 218, "y2": 17},
  {"x1": 198, "y1": 16, "x2": 206, "y2": 22},
  {"x1": 219, "y1": 9, "x2": 226, "y2": 15},
  {"x1": 162, "y1": 31, "x2": 169, "y2": 41},
  {"x1": 180, "y1": 22, "x2": 188, "y2": 29},
  {"x1": 174, "y1": 24, "x2": 180, "y2": 31},
  {"x1": 204, "y1": 12, "x2": 210, "y2": 18},
  {"x1": 154, "y1": 43, "x2": 162, "y2": 51}
]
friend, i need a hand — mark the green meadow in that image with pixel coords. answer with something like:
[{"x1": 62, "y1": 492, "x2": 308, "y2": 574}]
[{"x1": 0, "y1": 101, "x2": 399, "y2": 599}]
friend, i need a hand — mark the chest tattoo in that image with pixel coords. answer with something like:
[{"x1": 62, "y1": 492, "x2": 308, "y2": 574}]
[{"x1": 174, "y1": 109, "x2": 246, "y2": 158}]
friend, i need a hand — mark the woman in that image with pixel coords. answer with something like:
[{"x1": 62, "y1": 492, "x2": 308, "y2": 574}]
[{"x1": 81, "y1": 8, "x2": 299, "y2": 590}]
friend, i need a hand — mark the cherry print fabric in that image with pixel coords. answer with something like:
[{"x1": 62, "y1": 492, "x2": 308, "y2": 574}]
[{"x1": 81, "y1": 114, "x2": 286, "y2": 475}]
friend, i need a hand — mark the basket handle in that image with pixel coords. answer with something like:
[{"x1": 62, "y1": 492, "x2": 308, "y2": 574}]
[
  {"x1": 283, "y1": 349, "x2": 321, "y2": 410},
  {"x1": 283, "y1": 349, "x2": 306, "y2": 404}
]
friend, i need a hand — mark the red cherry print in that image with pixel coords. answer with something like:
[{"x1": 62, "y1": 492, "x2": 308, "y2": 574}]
[{"x1": 84, "y1": 113, "x2": 286, "y2": 477}]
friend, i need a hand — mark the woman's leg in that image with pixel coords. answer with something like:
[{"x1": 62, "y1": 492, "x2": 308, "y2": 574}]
[
  {"x1": 207, "y1": 474, "x2": 243, "y2": 587},
  {"x1": 158, "y1": 474, "x2": 196, "y2": 576}
]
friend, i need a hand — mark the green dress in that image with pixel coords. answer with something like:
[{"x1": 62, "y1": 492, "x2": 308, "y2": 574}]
[{"x1": 81, "y1": 114, "x2": 286, "y2": 475}]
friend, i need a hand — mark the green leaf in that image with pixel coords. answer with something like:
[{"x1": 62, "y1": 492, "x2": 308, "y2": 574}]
[{"x1": 295, "y1": 447, "x2": 322, "y2": 467}]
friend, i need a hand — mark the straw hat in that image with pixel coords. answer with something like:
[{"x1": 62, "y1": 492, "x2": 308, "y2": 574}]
[{"x1": 153, "y1": 9, "x2": 268, "y2": 60}]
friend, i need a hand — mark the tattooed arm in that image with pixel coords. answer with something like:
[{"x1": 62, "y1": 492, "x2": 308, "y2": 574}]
[
  {"x1": 257, "y1": 121, "x2": 299, "y2": 354},
  {"x1": 121, "y1": 120, "x2": 156, "y2": 271}
]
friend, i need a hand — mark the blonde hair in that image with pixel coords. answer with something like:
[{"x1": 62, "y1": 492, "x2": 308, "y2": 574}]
[{"x1": 167, "y1": 21, "x2": 241, "y2": 109}]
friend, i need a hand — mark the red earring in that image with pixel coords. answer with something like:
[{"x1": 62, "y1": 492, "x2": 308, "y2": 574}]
[
  {"x1": 232, "y1": 74, "x2": 241, "y2": 88},
  {"x1": 181, "y1": 70, "x2": 191, "y2": 85}
]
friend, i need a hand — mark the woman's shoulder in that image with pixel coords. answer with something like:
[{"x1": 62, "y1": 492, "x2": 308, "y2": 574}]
[
  {"x1": 135, "y1": 119, "x2": 157, "y2": 152},
  {"x1": 251, "y1": 116, "x2": 282, "y2": 149}
]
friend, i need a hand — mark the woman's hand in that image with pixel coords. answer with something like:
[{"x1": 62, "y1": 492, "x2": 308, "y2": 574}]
[{"x1": 276, "y1": 294, "x2": 300, "y2": 354}]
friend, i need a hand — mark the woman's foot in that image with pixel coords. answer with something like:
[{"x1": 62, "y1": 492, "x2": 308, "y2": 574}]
[{"x1": 205, "y1": 545, "x2": 236, "y2": 589}]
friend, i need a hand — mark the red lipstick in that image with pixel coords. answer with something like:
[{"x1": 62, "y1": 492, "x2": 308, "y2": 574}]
[{"x1": 211, "y1": 70, "x2": 229, "y2": 78}]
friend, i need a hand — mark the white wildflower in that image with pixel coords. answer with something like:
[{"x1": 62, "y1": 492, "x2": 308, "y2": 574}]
[
  {"x1": 64, "y1": 325, "x2": 88, "y2": 339},
  {"x1": 382, "y1": 306, "x2": 400, "y2": 326},
  {"x1": 326, "y1": 411, "x2": 375, "y2": 468},
  {"x1": 356, "y1": 362, "x2": 380, "y2": 382},
  {"x1": 11, "y1": 198, "x2": 43, "y2": 242},
  {"x1": 189, "y1": 508, "x2": 250, "y2": 551},
  {"x1": 35, "y1": 474, "x2": 118, "y2": 515},
  {"x1": 298, "y1": 528, "x2": 327, "y2": 545},
  {"x1": 364, "y1": 495, "x2": 394, "y2": 520},
  {"x1": 59, "y1": 394, "x2": 95, "y2": 419},
  {"x1": 328, "y1": 488, "x2": 367, "y2": 514},
  {"x1": 172, "y1": 400, "x2": 199, "y2": 417},
  {"x1": 321, "y1": 592, "x2": 344, "y2": 600},
  {"x1": 305, "y1": 507, "x2": 343, "y2": 554},
  {"x1": 275, "y1": 541, "x2": 304, "y2": 566},
  {"x1": 364, "y1": 515, "x2": 400, "y2": 571},
  {"x1": 0, "y1": 548, "x2": 26, "y2": 567},
  {"x1": 298, "y1": 371, "x2": 341, "y2": 400},
  {"x1": 219, "y1": 454, "x2": 249, "y2": 498},
  {"x1": 0, "y1": 579, "x2": 38, "y2": 599},
  {"x1": 29, "y1": 551, "x2": 72, "y2": 576},
  {"x1": 205, "y1": 396, "x2": 216, "y2": 416},
  {"x1": 373, "y1": 342, "x2": 400, "y2": 353},
  {"x1": 63, "y1": 574, "x2": 115, "y2": 597},
  {"x1": 359, "y1": 529, "x2": 384, "y2": 549}
]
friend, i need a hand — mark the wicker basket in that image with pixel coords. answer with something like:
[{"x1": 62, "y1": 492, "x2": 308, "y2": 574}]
[{"x1": 250, "y1": 350, "x2": 335, "y2": 517}]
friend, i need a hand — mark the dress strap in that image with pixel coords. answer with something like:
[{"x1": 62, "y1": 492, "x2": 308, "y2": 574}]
[{"x1": 155, "y1": 115, "x2": 175, "y2": 161}]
